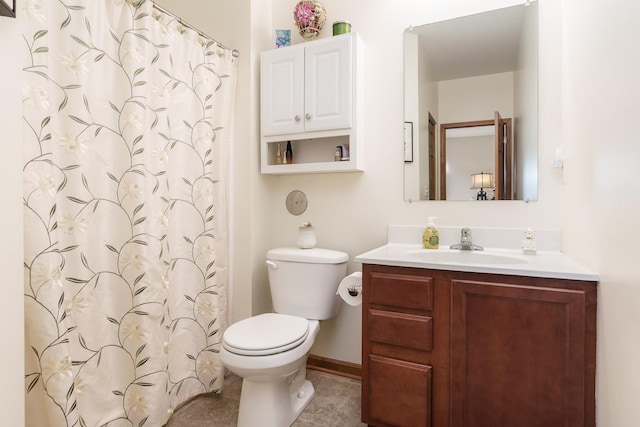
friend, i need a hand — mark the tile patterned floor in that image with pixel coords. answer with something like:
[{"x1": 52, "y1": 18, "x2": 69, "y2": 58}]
[{"x1": 165, "y1": 369, "x2": 366, "y2": 427}]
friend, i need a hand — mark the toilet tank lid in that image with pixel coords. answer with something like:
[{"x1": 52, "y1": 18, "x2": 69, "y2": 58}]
[{"x1": 267, "y1": 247, "x2": 348, "y2": 264}]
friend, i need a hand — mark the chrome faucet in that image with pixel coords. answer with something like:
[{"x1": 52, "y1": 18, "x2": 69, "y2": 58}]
[{"x1": 450, "y1": 227, "x2": 483, "y2": 251}]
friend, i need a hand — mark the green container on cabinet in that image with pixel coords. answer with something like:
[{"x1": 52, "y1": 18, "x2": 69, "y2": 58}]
[{"x1": 333, "y1": 21, "x2": 351, "y2": 36}]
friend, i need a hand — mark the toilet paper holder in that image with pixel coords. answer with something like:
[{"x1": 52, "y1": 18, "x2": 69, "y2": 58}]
[
  {"x1": 347, "y1": 284, "x2": 361, "y2": 296},
  {"x1": 337, "y1": 272, "x2": 363, "y2": 307}
]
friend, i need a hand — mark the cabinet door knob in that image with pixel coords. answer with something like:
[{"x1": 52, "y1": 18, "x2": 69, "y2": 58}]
[
  {"x1": 294, "y1": 115, "x2": 301, "y2": 122},
  {"x1": 305, "y1": 113, "x2": 312, "y2": 120}
]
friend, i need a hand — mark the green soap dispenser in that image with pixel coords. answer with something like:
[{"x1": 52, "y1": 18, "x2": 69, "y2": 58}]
[{"x1": 423, "y1": 217, "x2": 439, "y2": 249}]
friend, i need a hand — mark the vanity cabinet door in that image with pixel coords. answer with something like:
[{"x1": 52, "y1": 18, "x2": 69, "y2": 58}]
[{"x1": 450, "y1": 278, "x2": 597, "y2": 427}]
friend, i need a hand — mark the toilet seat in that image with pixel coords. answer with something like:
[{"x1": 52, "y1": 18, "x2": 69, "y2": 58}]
[{"x1": 223, "y1": 313, "x2": 310, "y2": 356}]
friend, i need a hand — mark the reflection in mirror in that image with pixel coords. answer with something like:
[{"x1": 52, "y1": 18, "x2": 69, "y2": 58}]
[
  {"x1": 441, "y1": 114, "x2": 513, "y2": 200},
  {"x1": 404, "y1": 1, "x2": 538, "y2": 202}
]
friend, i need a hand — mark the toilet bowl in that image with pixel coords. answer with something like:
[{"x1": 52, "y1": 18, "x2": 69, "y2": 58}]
[
  {"x1": 220, "y1": 247, "x2": 348, "y2": 427},
  {"x1": 221, "y1": 313, "x2": 319, "y2": 427}
]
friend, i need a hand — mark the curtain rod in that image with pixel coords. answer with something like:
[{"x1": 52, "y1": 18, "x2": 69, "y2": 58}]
[{"x1": 151, "y1": 3, "x2": 240, "y2": 58}]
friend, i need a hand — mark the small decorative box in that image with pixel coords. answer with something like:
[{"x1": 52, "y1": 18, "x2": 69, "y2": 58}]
[{"x1": 276, "y1": 29, "x2": 291, "y2": 48}]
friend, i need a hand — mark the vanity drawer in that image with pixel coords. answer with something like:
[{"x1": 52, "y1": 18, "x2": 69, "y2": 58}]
[
  {"x1": 369, "y1": 309, "x2": 433, "y2": 351},
  {"x1": 367, "y1": 354, "x2": 432, "y2": 427},
  {"x1": 370, "y1": 272, "x2": 434, "y2": 311}
]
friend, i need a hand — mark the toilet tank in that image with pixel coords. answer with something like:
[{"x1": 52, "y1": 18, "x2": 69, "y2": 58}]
[{"x1": 266, "y1": 247, "x2": 348, "y2": 320}]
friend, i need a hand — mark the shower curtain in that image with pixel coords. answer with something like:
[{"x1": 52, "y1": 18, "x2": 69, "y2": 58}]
[{"x1": 22, "y1": 0, "x2": 236, "y2": 425}]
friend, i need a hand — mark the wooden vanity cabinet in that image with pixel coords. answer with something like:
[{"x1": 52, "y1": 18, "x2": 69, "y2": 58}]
[{"x1": 362, "y1": 264, "x2": 597, "y2": 427}]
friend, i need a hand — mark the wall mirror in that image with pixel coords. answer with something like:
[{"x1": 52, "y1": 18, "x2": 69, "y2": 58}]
[
  {"x1": 0, "y1": 0, "x2": 15, "y2": 18},
  {"x1": 404, "y1": 1, "x2": 538, "y2": 202}
]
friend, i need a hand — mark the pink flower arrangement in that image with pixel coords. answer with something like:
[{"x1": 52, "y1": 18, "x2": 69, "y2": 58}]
[
  {"x1": 293, "y1": 1, "x2": 326, "y2": 40},
  {"x1": 294, "y1": 2, "x2": 314, "y2": 26}
]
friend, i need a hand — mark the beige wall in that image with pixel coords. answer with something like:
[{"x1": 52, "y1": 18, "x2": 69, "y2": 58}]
[
  {"x1": 0, "y1": 13, "x2": 25, "y2": 427},
  {"x1": 439, "y1": 72, "x2": 514, "y2": 124},
  {"x1": 561, "y1": 0, "x2": 640, "y2": 425},
  {"x1": 403, "y1": 32, "x2": 421, "y2": 201},
  {"x1": 514, "y1": 2, "x2": 539, "y2": 200}
]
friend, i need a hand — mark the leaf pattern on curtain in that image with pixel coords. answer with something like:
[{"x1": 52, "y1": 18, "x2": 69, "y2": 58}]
[{"x1": 22, "y1": 0, "x2": 235, "y2": 425}]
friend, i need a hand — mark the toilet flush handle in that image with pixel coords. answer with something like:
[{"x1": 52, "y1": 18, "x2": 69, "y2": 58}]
[{"x1": 266, "y1": 260, "x2": 278, "y2": 270}]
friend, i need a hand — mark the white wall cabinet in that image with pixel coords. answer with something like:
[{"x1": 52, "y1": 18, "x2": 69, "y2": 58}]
[{"x1": 260, "y1": 33, "x2": 363, "y2": 174}]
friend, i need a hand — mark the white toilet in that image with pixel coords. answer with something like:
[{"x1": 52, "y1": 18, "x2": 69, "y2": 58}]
[{"x1": 220, "y1": 247, "x2": 348, "y2": 427}]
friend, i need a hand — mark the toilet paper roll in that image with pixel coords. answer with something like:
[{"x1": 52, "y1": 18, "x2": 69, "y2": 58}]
[{"x1": 337, "y1": 272, "x2": 362, "y2": 307}]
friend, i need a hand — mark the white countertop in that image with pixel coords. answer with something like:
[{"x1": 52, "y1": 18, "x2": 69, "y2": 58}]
[
  {"x1": 355, "y1": 244, "x2": 598, "y2": 281},
  {"x1": 354, "y1": 226, "x2": 598, "y2": 281}
]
